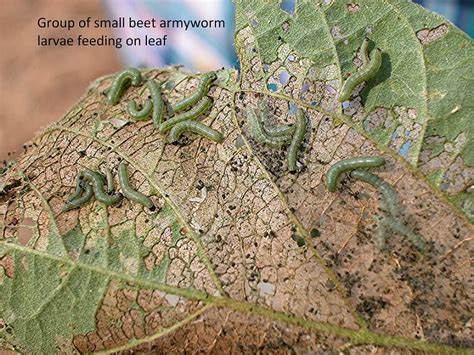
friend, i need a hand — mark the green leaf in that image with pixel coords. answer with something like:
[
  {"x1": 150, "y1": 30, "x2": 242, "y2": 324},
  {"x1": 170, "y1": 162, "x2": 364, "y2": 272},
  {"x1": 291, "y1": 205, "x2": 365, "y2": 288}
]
[{"x1": 1, "y1": 0, "x2": 472, "y2": 353}]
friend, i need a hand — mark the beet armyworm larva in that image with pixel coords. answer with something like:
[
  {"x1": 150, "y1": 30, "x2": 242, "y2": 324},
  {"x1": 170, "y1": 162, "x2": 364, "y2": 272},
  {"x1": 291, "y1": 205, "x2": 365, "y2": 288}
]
[
  {"x1": 66, "y1": 176, "x2": 86, "y2": 203},
  {"x1": 159, "y1": 96, "x2": 212, "y2": 133},
  {"x1": 325, "y1": 156, "x2": 386, "y2": 192},
  {"x1": 105, "y1": 167, "x2": 114, "y2": 193},
  {"x1": 287, "y1": 109, "x2": 307, "y2": 172},
  {"x1": 63, "y1": 181, "x2": 94, "y2": 212},
  {"x1": 350, "y1": 170, "x2": 400, "y2": 218},
  {"x1": 380, "y1": 215, "x2": 426, "y2": 251},
  {"x1": 171, "y1": 72, "x2": 217, "y2": 113},
  {"x1": 107, "y1": 68, "x2": 143, "y2": 105},
  {"x1": 127, "y1": 99, "x2": 153, "y2": 121},
  {"x1": 147, "y1": 79, "x2": 165, "y2": 128},
  {"x1": 118, "y1": 161, "x2": 154, "y2": 209},
  {"x1": 80, "y1": 170, "x2": 122, "y2": 206},
  {"x1": 360, "y1": 38, "x2": 370, "y2": 66},
  {"x1": 338, "y1": 39, "x2": 382, "y2": 102},
  {"x1": 259, "y1": 102, "x2": 296, "y2": 138},
  {"x1": 168, "y1": 121, "x2": 223, "y2": 143},
  {"x1": 350, "y1": 170, "x2": 424, "y2": 250},
  {"x1": 246, "y1": 106, "x2": 292, "y2": 148}
]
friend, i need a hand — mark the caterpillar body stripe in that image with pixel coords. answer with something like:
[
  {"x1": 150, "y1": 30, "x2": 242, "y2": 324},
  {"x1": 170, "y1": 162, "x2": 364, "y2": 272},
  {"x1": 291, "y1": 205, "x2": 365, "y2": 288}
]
[
  {"x1": 338, "y1": 46, "x2": 382, "y2": 102},
  {"x1": 287, "y1": 109, "x2": 307, "y2": 172},
  {"x1": 118, "y1": 161, "x2": 154, "y2": 209},
  {"x1": 171, "y1": 72, "x2": 217, "y2": 113},
  {"x1": 127, "y1": 99, "x2": 152, "y2": 121},
  {"x1": 169, "y1": 121, "x2": 223, "y2": 143},
  {"x1": 79, "y1": 170, "x2": 123, "y2": 206},
  {"x1": 350, "y1": 170, "x2": 400, "y2": 218},
  {"x1": 147, "y1": 79, "x2": 165, "y2": 128},
  {"x1": 63, "y1": 182, "x2": 94, "y2": 212},
  {"x1": 158, "y1": 96, "x2": 212, "y2": 133},
  {"x1": 246, "y1": 107, "x2": 292, "y2": 148},
  {"x1": 326, "y1": 156, "x2": 385, "y2": 192},
  {"x1": 107, "y1": 68, "x2": 143, "y2": 105}
]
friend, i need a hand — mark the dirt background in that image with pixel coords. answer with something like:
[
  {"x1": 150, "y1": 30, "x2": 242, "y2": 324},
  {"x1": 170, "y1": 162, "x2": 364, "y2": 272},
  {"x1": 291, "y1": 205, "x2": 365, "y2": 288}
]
[{"x1": 0, "y1": 0, "x2": 122, "y2": 161}]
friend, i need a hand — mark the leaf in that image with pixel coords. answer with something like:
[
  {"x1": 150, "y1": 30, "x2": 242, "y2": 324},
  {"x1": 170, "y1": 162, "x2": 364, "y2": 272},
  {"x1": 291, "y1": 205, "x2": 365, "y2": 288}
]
[{"x1": 0, "y1": 0, "x2": 473, "y2": 353}]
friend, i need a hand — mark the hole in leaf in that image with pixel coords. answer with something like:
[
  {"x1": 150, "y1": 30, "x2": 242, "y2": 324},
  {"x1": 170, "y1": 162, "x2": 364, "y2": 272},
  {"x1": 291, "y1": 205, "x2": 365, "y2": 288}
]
[
  {"x1": 267, "y1": 83, "x2": 277, "y2": 92},
  {"x1": 288, "y1": 103, "x2": 298, "y2": 115},
  {"x1": 280, "y1": 0, "x2": 296, "y2": 14},
  {"x1": 399, "y1": 140, "x2": 412, "y2": 157},
  {"x1": 279, "y1": 71, "x2": 290, "y2": 85}
]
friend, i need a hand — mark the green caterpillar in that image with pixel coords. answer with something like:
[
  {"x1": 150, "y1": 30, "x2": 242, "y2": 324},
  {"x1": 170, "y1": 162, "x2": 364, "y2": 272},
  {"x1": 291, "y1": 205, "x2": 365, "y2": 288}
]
[
  {"x1": 63, "y1": 169, "x2": 122, "y2": 211},
  {"x1": 79, "y1": 170, "x2": 123, "y2": 206},
  {"x1": 360, "y1": 38, "x2": 370, "y2": 65},
  {"x1": 63, "y1": 180, "x2": 94, "y2": 212},
  {"x1": 171, "y1": 72, "x2": 217, "y2": 113},
  {"x1": 380, "y1": 215, "x2": 426, "y2": 251},
  {"x1": 350, "y1": 170, "x2": 400, "y2": 218},
  {"x1": 107, "y1": 68, "x2": 143, "y2": 105},
  {"x1": 350, "y1": 170, "x2": 425, "y2": 250},
  {"x1": 325, "y1": 156, "x2": 386, "y2": 192},
  {"x1": 259, "y1": 102, "x2": 296, "y2": 138},
  {"x1": 118, "y1": 161, "x2": 154, "y2": 209},
  {"x1": 338, "y1": 39, "x2": 382, "y2": 102},
  {"x1": 287, "y1": 109, "x2": 307, "y2": 172},
  {"x1": 63, "y1": 183, "x2": 94, "y2": 212},
  {"x1": 169, "y1": 121, "x2": 223, "y2": 143},
  {"x1": 147, "y1": 79, "x2": 165, "y2": 128},
  {"x1": 246, "y1": 106, "x2": 293, "y2": 148},
  {"x1": 127, "y1": 99, "x2": 153, "y2": 121},
  {"x1": 105, "y1": 167, "x2": 114, "y2": 193},
  {"x1": 159, "y1": 96, "x2": 212, "y2": 133}
]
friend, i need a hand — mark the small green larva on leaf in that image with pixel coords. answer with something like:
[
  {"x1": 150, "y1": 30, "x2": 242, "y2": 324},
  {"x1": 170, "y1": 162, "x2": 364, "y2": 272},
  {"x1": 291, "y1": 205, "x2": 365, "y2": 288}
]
[
  {"x1": 374, "y1": 215, "x2": 387, "y2": 250},
  {"x1": 127, "y1": 99, "x2": 153, "y2": 121},
  {"x1": 107, "y1": 68, "x2": 143, "y2": 105},
  {"x1": 360, "y1": 38, "x2": 370, "y2": 66},
  {"x1": 246, "y1": 107, "x2": 292, "y2": 148},
  {"x1": 118, "y1": 161, "x2": 154, "y2": 209},
  {"x1": 105, "y1": 167, "x2": 114, "y2": 193},
  {"x1": 379, "y1": 215, "x2": 426, "y2": 251},
  {"x1": 147, "y1": 79, "x2": 165, "y2": 128},
  {"x1": 171, "y1": 72, "x2": 217, "y2": 114},
  {"x1": 159, "y1": 96, "x2": 212, "y2": 133},
  {"x1": 350, "y1": 170, "x2": 400, "y2": 218},
  {"x1": 66, "y1": 176, "x2": 85, "y2": 202},
  {"x1": 168, "y1": 121, "x2": 223, "y2": 143},
  {"x1": 63, "y1": 182, "x2": 93, "y2": 212},
  {"x1": 349, "y1": 170, "x2": 424, "y2": 251},
  {"x1": 258, "y1": 102, "x2": 296, "y2": 138},
  {"x1": 325, "y1": 156, "x2": 385, "y2": 192},
  {"x1": 338, "y1": 41, "x2": 382, "y2": 102},
  {"x1": 287, "y1": 109, "x2": 307, "y2": 172},
  {"x1": 80, "y1": 170, "x2": 122, "y2": 206},
  {"x1": 263, "y1": 123, "x2": 295, "y2": 138}
]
